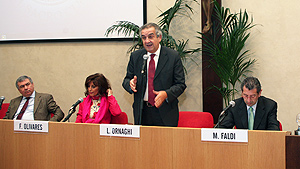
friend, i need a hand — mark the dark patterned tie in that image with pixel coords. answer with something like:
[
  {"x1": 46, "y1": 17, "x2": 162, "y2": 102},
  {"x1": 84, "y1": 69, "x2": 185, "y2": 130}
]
[
  {"x1": 148, "y1": 54, "x2": 156, "y2": 106},
  {"x1": 17, "y1": 97, "x2": 30, "y2": 120}
]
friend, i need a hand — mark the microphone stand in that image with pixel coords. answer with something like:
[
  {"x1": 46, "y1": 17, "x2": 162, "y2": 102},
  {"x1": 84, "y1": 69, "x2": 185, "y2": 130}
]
[
  {"x1": 214, "y1": 112, "x2": 227, "y2": 128},
  {"x1": 62, "y1": 108, "x2": 76, "y2": 122},
  {"x1": 139, "y1": 66, "x2": 147, "y2": 125}
]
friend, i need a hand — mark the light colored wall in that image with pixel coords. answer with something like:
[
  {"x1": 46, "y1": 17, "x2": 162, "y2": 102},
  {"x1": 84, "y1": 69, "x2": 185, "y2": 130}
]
[
  {"x1": 0, "y1": 1, "x2": 202, "y2": 124},
  {"x1": 3, "y1": 0, "x2": 295, "y2": 132},
  {"x1": 223, "y1": 0, "x2": 300, "y2": 131}
]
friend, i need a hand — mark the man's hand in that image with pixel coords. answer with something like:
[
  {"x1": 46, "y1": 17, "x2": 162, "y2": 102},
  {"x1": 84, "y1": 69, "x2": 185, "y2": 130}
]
[
  {"x1": 153, "y1": 90, "x2": 167, "y2": 108},
  {"x1": 130, "y1": 76, "x2": 137, "y2": 92}
]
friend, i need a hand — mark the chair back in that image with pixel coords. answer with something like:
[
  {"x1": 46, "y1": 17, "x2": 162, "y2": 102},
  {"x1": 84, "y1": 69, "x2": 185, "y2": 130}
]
[
  {"x1": 178, "y1": 111, "x2": 214, "y2": 128},
  {"x1": 111, "y1": 112, "x2": 128, "y2": 124},
  {"x1": 279, "y1": 121, "x2": 283, "y2": 131},
  {"x1": 0, "y1": 103, "x2": 9, "y2": 119}
]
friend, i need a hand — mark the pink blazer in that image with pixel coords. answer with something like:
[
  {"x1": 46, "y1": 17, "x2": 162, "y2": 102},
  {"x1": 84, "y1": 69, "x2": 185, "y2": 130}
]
[{"x1": 75, "y1": 95, "x2": 121, "y2": 124}]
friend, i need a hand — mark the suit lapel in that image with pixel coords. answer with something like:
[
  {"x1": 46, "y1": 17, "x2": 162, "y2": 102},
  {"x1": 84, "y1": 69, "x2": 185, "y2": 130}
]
[
  {"x1": 11, "y1": 96, "x2": 23, "y2": 118},
  {"x1": 154, "y1": 47, "x2": 168, "y2": 80},
  {"x1": 253, "y1": 97, "x2": 265, "y2": 129},
  {"x1": 34, "y1": 92, "x2": 41, "y2": 115},
  {"x1": 238, "y1": 102, "x2": 248, "y2": 128}
]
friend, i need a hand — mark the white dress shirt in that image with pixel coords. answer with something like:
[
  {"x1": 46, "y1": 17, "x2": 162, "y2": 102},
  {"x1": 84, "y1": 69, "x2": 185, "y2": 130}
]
[
  {"x1": 144, "y1": 44, "x2": 161, "y2": 101},
  {"x1": 247, "y1": 101, "x2": 258, "y2": 121},
  {"x1": 14, "y1": 91, "x2": 35, "y2": 120}
]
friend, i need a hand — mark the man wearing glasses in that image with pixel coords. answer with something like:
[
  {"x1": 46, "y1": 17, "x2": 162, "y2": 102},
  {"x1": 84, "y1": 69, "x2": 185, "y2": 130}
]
[{"x1": 219, "y1": 77, "x2": 280, "y2": 130}]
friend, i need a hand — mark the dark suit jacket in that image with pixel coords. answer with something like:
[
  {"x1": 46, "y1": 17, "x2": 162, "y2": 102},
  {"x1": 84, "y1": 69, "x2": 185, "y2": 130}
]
[
  {"x1": 122, "y1": 46, "x2": 186, "y2": 126},
  {"x1": 219, "y1": 96, "x2": 279, "y2": 130},
  {"x1": 4, "y1": 92, "x2": 64, "y2": 121}
]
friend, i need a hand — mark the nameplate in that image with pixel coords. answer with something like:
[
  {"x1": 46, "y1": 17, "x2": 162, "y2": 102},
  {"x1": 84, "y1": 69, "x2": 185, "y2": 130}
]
[
  {"x1": 14, "y1": 120, "x2": 49, "y2": 133},
  {"x1": 201, "y1": 128, "x2": 248, "y2": 143},
  {"x1": 100, "y1": 124, "x2": 140, "y2": 138}
]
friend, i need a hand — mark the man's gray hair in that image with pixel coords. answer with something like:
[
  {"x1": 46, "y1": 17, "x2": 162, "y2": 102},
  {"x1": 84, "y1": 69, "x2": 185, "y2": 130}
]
[
  {"x1": 139, "y1": 23, "x2": 162, "y2": 38},
  {"x1": 16, "y1": 75, "x2": 33, "y2": 89},
  {"x1": 241, "y1": 77, "x2": 261, "y2": 94}
]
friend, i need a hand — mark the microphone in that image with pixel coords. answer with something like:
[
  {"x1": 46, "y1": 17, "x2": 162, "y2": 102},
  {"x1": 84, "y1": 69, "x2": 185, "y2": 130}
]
[
  {"x1": 141, "y1": 54, "x2": 149, "y2": 74},
  {"x1": 0, "y1": 96, "x2": 5, "y2": 110},
  {"x1": 62, "y1": 97, "x2": 84, "y2": 122},
  {"x1": 219, "y1": 101, "x2": 235, "y2": 116},
  {"x1": 214, "y1": 101, "x2": 235, "y2": 128},
  {"x1": 69, "y1": 97, "x2": 83, "y2": 110}
]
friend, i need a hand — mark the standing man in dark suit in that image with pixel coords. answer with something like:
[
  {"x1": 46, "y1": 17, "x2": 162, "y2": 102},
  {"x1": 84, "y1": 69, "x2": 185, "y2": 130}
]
[
  {"x1": 122, "y1": 23, "x2": 186, "y2": 127},
  {"x1": 219, "y1": 77, "x2": 279, "y2": 130},
  {"x1": 4, "y1": 75, "x2": 64, "y2": 121}
]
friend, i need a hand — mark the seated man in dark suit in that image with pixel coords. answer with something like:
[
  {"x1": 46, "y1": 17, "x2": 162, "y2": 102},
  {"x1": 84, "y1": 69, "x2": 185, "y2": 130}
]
[
  {"x1": 3, "y1": 75, "x2": 64, "y2": 121},
  {"x1": 219, "y1": 77, "x2": 279, "y2": 130}
]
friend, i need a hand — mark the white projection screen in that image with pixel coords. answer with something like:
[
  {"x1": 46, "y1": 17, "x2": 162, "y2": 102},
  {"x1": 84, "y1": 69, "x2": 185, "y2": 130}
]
[{"x1": 0, "y1": 0, "x2": 146, "y2": 42}]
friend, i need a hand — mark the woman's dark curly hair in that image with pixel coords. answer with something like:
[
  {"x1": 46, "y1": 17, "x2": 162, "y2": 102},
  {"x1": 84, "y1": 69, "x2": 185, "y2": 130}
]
[{"x1": 84, "y1": 73, "x2": 111, "y2": 97}]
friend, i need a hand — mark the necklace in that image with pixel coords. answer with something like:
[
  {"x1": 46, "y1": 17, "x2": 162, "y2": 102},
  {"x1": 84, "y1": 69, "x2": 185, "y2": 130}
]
[
  {"x1": 90, "y1": 97, "x2": 101, "y2": 119},
  {"x1": 91, "y1": 98, "x2": 101, "y2": 111}
]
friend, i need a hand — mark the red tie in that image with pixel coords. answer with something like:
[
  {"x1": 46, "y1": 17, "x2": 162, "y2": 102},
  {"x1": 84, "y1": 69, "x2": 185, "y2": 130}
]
[
  {"x1": 148, "y1": 54, "x2": 156, "y2": 106},
  {"x1": 17, "y1": 97, "x2": 30, "y2": 120}
]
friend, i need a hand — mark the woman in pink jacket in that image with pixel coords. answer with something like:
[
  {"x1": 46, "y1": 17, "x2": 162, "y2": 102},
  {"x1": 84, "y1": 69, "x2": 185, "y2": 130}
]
[{"x1": 75, "y1": 73, "x2": 121, "y2": 123}]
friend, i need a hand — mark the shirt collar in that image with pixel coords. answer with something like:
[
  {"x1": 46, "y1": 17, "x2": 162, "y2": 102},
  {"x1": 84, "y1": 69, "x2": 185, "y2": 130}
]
[{"x1": 246, "y1": 100, "x2": 258, "y2": 112}]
